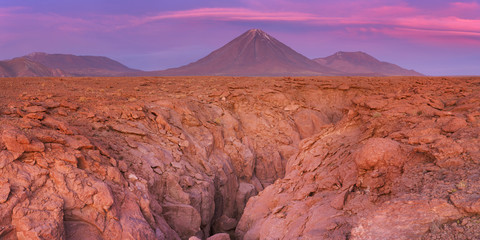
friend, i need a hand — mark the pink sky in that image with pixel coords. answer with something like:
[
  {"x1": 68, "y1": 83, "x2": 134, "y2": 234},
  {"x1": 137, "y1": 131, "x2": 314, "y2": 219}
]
[{"x1": 1, "y1": 0, "x2": 479, "y2": 75}]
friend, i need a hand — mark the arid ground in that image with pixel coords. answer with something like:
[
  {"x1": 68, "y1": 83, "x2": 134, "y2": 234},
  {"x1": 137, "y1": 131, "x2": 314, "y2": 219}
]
[{"x1": 1, "y1": 76, "x2": 480, "y2": 240}]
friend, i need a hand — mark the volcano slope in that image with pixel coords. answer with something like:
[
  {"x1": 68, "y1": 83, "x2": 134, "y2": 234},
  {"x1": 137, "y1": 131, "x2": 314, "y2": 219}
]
[{"x1": 0, "y1": 76, "x2": 479, "y2": 240}]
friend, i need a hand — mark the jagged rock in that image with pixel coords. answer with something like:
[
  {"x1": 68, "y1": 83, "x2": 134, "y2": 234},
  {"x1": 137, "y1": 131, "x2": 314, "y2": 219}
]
[
  {"x1": 65, "y1": 221, "x2": 103, "y2": 240},
  {"x1": 0, "y1": 150, "x2": 15, "y2": 168},
  {"x1": 293, "y1": 109, "x2": 330, "y2": 139},
  {"x1": 23, "y1": 106, "x2": 47, "y2": 113},
  {"x1": 109, "y1": 123, "x2": 146, "y2": 136},
  {"x1": 0, "y1": 76, "x2": 479, "y2": 240},
  {"x1": 236, "y1": 182, "x2": 256, "y2": 217},
  {"x1": 350, "y1": 199, "x2": 461, "y2": 240},
  {"x1": 450, "y1": 192, "x2": 480, "y2": 214},
  {"x1": 42, "y1": 116, "x2": 74, "y2": 134},
  {"x1": 66, "y1": 135, "x2": 94, "y2": 149},
  {"x1": 43, "y1": 99, "x2": 61, "y2": 109},
  {"x1": 354, "y1": 138, "x2": 404, "y2": 170},
  {"x1": 12, "y1": 193, "x2": 66, "y2": 240},
  {"x1": 364, "y1": 97, "x2": 388, "y2": 110},
  {"x1": 24, "y1": 112, "x2": 45, "y2": 120},
  {"x1": 206, "y1": 233, "x2": 231, "y2": 240},
  {"x1": 163, "y1": 204, "x2": 202, "y2": 239},
  {"x1": 59, "y1": 101, "x2": 79, "y2": 111},
  {"x1": 0, "y1": 180, "x2": 10, "y2": 203},
  {"x1": 2, "y1": 128, "x2": 29, "y2": 154},
  {"x1": 442, "y1": 117, "x2": 468, "y2": 133}
]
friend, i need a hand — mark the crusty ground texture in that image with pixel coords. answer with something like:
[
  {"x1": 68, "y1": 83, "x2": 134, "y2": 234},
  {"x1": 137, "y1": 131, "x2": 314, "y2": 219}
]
[{"x1": 0, "y1": 76, "x2": 479, "y2": 240}]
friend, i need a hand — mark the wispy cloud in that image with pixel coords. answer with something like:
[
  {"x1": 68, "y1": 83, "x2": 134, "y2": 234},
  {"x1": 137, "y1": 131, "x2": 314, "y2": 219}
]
[
  {"x1": 450, "y1": 1, "x2": 480, "y2": 10},
  {"x1": 131, "y1": 8, "x2": 322, "y2": 25},
  {"x1": 3, "y1": 4, "x2": 479, "y2": 39},
  {"x1": 122, "y1": 5, "x2": 480, "y2": 45}
]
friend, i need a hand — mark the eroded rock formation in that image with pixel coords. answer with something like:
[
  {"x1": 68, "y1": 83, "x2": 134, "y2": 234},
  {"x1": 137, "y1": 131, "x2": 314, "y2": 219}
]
[{"x1": 0, "y1": 76, "x2": 479, "y2": 239}]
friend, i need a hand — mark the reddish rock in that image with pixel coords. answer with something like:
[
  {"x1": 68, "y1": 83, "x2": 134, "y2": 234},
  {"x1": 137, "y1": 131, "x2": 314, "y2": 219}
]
[
  {"x1": 442, "y1": 117, "x2": 468, "y2": 133},
  {"x1": 23, "y1": 105, "x2": 47, "y2": 113},
  {"x1": 293, "y1": 109, "x2": 331, "y2": 139},
  {"x1": 214, "y1": 215, "x2": 238, "y2": 233},
  {"x1": 66, "y1": 135, "x2": 94, "y2": 149},
  {"x1": 24, "y1": 112, "x2": 45, "y2": 120},
  {"x1": 0, "y1": 180, "x2": 10, "y2": 203},
  {"x1": 23, "y1": 140, "x2": 45, "y2": 152},
  {"x1": 2, "y1": 128, "x2": 29, "y2": 153},
  {"x1": 43, "y1": 99, "x2": 61, "y2": 109},
  {"x1": 206, "y1": 233, "x2": 231, "y2": 240},
  {"x1": 0, "y1": 76, "x2": 479, "y2": 240},
  {"x1": 450, "y1": 193, "x2": 480, "y2": 214},
  {"x1": 236, "y1": 182, "x2": 256, "y2": 217},
  {"x1": 0, "y1": 225, "x2": 14, "y2": 238},
  {"x1": 42, "y1": 116, "x2": 74, "y2": 134},
  {"x1": 428, "y1": 98, "x2": 444, "y2": 110},
  {"x1": 32, "y1": 130, "x2": 66, "y2": 144},
  {"x1": 60, "y1": 101, "x2": 79, "y2": 110},
  {"x1": 0, "y1": 150, "x2": 15, "y2": 168},
  {"x1": 337, "y1": 83, "x2": 350, "y2": 90},
  {"x1": 163, "y1": 204, "x2": 202, "y2": 239},
  {"x1": 109, "y1": 123, "x2": 146, "y2": 136},
  {"x1": 364, "y1": 98, "x2": 388, "y2": 110},
  {"x1": 12, "y1": 193, "x2": 66, "y2": 240},
  {"x1": 65, "y1": 221, "x2": 103, "y2": 240},
  {"x1": 350, "y1": 199, "x2": 461, "y2": 240},
  {"x1": 354, "y1": 138, "x2": 404, "y2": 170}
]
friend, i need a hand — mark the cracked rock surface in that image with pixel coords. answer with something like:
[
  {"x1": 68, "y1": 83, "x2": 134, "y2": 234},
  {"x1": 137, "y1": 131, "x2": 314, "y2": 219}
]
[{"x1": 1, "y1": 76, "x2": 479, "y2": 239}]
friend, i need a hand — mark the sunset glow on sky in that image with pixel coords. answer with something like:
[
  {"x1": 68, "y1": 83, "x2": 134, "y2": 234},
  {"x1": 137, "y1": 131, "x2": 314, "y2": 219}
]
[{"x1": 1, "y1": 0, "x2": 479, "y2": 75}]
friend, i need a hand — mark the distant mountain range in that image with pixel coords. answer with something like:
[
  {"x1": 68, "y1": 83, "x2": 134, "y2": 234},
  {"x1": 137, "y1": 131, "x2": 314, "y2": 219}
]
[
  {"x1": 0, "y1": 57, "x2": 65, "y2": 77},
  {"x1": 313, "y1": 51, "x2": 422, "y2": 76},
  {"x1": 24, "y1": 52, "x2": 141, "y2": 76},
  {"x1": 0, "y1": 53, "x2": 140, "y2": 77},
  {"x1": 0, "y1": 29, "x2": 423, "y2": 77}
]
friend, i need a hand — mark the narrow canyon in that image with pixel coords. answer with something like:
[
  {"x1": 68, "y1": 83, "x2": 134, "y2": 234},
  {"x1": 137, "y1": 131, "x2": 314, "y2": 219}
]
[{"x1": 1, "y1": 76, "x2": 479, "y2": 239}]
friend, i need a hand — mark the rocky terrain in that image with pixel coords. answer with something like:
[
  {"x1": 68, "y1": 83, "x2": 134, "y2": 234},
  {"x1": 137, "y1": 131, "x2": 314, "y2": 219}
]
[{"x1": 0, "y1": 76, "x2": 479, "y2": 239}]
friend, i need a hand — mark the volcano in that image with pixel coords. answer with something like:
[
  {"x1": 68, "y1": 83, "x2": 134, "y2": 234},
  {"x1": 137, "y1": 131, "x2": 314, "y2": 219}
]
[
  {"x1": 313, "y1": 51, "x2": 423, "y2": 76},
  {"x1": 155, "y1": 29, "x2": 341, "y2": 76}
]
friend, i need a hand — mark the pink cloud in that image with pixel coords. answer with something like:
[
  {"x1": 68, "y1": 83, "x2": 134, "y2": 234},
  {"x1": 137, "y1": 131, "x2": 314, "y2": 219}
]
[
  {"x1": 2, "y1": 3, "x2": 480, "y2": 50},
  {"x1": 117, "y1": 5, "x2": 480, "y2": 46},
  {"x1": 362, "y1": 5, "x2": 418, "y2": 17},
  {"x1": 143, "y1": 8, "x2": 320, "y2": 22},
  {"x1": 436, "y1": 1, "x2": 480, "y2": 18},
  {"x1": 450, "y1": 1, "x2": 480, "y2": 10},
  {"x1": 377, "y1": 27, "x2": 480, "y2": 45},
  {"x1": 392, "y1": 16, "x2": 480, "y2": 33}
]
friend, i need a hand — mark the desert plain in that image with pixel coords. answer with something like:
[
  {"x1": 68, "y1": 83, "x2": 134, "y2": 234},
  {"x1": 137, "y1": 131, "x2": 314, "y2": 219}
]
[{"x1": 0, "y1": 76, "x2": 480, "y2": 240}]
